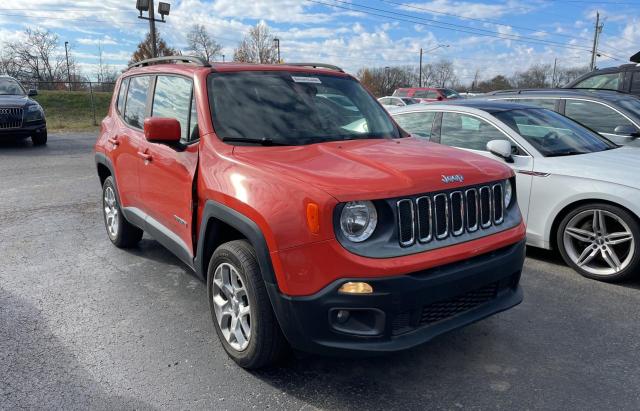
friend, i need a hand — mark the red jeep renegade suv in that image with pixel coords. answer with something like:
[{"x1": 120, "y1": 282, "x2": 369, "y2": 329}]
[{"x1": 95, "y1": 56, "x2": 526, "y2": 369}]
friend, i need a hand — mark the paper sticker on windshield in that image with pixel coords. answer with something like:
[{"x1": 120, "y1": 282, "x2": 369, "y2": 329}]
[{"x1": 292, "y1": 76, "x2": 322, "y2": 84}]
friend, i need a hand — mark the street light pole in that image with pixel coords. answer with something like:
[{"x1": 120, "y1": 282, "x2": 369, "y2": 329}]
[
  {"x1": 149, "y1": 0, "x2": 158, "y2": 58},
  {"x1": 137, "y1": 0, "x2": 171, "y2": 58},
  {"x1": 273, "y1": 38, "x2": 280, "y2": 63},
  {"x1": 64, "y1": 41, "x2": 71, "y2": 92}
]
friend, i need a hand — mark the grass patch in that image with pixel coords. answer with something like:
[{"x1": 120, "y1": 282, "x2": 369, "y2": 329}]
[{"x1": 34, "y1": 90, "x2": 113, "y2": 131}]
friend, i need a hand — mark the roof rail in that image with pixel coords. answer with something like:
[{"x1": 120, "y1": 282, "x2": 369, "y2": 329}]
[
  {"x1": 491, "y1": 88, "x2": 559, "y2": 94},
  {"x1": 127, "y1": 55, "x2": 211, "y2": 70},
  {"x1": 283, "y1": 63, "x2": 344, "y2": 72}
]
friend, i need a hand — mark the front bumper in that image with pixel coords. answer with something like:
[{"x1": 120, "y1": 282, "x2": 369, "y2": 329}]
[
  {"x1": 0, "y1": 120, "x2": 46, "y2": 138},
  {"x1": 267, "y1": 239, "x2": 525, "y2": 355}
]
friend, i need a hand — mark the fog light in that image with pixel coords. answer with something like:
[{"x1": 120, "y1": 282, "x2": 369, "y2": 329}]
[
  {"x1": 338, "y1": 282, "x2": 373, "y2": 294},
  {"x1": 336, "y1": 310, "x2": 350, "y2": 324}
]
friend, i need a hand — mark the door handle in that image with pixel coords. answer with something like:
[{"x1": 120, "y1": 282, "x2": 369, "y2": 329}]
[
  {"x1": 108, "y1": 137, "x2": 119, "y2": 146},
  {"x1": 137, "y1": 151, "x2": 152, "y2": 162}
]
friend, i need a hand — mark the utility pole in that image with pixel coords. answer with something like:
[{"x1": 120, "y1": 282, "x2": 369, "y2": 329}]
[
  {"x1": 64, "y1": 41, "x2": 71, "y2": 92},
  {"x1": 137, "y1": 0, "x2": 171, "y2": 58},
  {"x1": 419, "y1": 48, "x2": 423, "y2": 87},
  {"x1": 590, "y1": 11, "x2": 603, "y2": 71},
  {"x1": 222, "y1": 54, "x2": 225, "y2": 63},
  {"x1": 551, "y1": 57, "x2": 557, "y2": 87}
]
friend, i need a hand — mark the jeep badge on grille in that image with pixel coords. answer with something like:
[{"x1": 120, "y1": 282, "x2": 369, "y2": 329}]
[{"x1": 441, "y1": 174, "x2": 464, "y2": 184}]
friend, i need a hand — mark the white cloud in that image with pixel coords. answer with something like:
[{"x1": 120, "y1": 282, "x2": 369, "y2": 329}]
[
  {"x1": 399, "y1": 0, "x2": 529, "y2": 20},
  {"x1": 77, "y1": 36, "x2": 118, "y2": 46}
]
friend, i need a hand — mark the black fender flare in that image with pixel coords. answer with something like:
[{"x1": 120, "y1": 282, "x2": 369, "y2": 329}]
[
  {"x1": 94, "y1": 152, "x2": 123, "y2": 203},
  {"x1": 194, "y1": 200, "x2": 278, "y2": 288}
]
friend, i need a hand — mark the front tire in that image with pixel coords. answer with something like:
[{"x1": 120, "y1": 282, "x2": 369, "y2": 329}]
[
  {"x1": 102, "y1": 176, "x2": 143, "y2": 248},
  {"x1": 207, "y1": 240, "x2": 288, "y2": 369},
  {"x1": 557, "y1": 203, "x2": 640, "y2": 282},
  {"x1": 31, "y1": 132, "x2": 47, "y2": 146}
]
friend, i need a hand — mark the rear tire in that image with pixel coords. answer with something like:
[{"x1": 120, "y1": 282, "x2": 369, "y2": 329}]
[
  {"x1": 557, "y1": 203, "x2": 640, "y2": 282},
  {"x1": 102, "y1": 176, "x2": 143, "y2": 248},
  {"x1": 207, "y1": 240, "x2": 289, "y2": 369},
  {"x1": 31, "y1": 132, "x2": 47, "y2": 146}
]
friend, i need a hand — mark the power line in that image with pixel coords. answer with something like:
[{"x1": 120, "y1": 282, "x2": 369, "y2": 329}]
[{"x1": 307, "y1": 0, "x2": 626, "y2": 60}]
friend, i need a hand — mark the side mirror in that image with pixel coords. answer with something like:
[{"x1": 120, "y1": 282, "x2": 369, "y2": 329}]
[
  {"x1": 614, "y1": 124, "x2": 640, "y2": 137},
  {"x1": 28, "y1": 89, "x2": 38, "y2": 97},
  {"x1": 144, "y1": 117, "x2": 181, "y2": 143},
  {"x1": 487, "y1": 140, "x2": 514, "y2": 163}
]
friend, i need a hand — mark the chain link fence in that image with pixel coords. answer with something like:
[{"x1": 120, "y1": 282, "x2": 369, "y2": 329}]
[{"x1": 24, "y1": 81, "x2": 116, "y2": 130}]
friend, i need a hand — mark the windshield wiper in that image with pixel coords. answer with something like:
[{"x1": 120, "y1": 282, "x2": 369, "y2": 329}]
[
  {"x1": 546, "y1": 150, "x2": 589, "y2": 157},
  {"x1": 222, "y1": 137, "x2": 289, "y2": 146}
]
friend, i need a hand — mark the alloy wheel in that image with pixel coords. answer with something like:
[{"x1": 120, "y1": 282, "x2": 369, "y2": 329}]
[
  {"x1": 212, "y1": 262, "x2": 251, "y2": 351},
  {"x1": 104, "y1": 186, "x2": 119, "y2": 238},
  {"x1": 563, "y1": 209, "x2": 635, "y2": 276}
]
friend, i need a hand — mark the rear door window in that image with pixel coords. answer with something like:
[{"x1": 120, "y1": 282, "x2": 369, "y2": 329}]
[
  {"x1": 564, "y1": 99, "x2": 633, "y2": 134},
  {"x1": 394, "y1": 112, "x2": 436, "y2": 139},
  {"x1": 631, "y1": 72, "x2": 640, "y2": 94},
  {"x1": 152, "y1": 75, "x2": 193, "y2": 141},
  {"x1": 574, "y1": 72, "x2": 623, "y2": 90},
  {"x1": 124, "y1": 76, "x2": 151, "y2": 129},
  {"x1": 440, "y1": 112, "x2": 507, "y2": 151}
]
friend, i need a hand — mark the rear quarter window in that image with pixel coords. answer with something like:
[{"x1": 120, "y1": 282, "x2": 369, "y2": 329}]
[
  {"x1": 124, "y1": 76, "x2": 151, "y2": 129},
  {"x1": 116, "y1": 78, "x2": 129, "y2": 114}
]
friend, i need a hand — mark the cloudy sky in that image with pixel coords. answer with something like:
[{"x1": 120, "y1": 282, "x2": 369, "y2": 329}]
[{"x1": 0, "y1": 0, "x2": 638, "y2": 83}]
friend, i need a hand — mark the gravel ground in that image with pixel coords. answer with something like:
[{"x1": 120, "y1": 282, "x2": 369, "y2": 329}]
[{"x1": 1, "y1": 133, "x2": 639, "y2": 410}]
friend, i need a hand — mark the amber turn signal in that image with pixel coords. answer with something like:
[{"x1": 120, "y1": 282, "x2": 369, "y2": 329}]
[
  {"x1": 338, "y1": 282, "x2": 373, "y2": 294},
  {"x1": 306, "y1": 202, "x2": 320, "y2": 234}
]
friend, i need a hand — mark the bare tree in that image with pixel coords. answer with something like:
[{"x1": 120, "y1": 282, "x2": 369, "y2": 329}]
[
  {"x1": 475, "y1": 75, "x2": 513, "y2": 92},
  {"x1": 3, "y1": 29, "x2": 66, "y2": 83},
  {"x1": 357, "y1": 66, "x2": 417, "y2": 97},
  {"x1": 187, "y1": 24, "x2": 222, "y2": 62},
  {"x1": 431, "y1": 60, "x2": 457, "y2": 88},
  {"x1": 130, "y1": 30, "x2": 178, "y2": 64},
  {"x1": 512, "y1": 64, "x2": 553, "y2": 88},
  {"x1": 95, "y1": 42, "x2": 119, "y2": 85},
  {"x1": 233, "y1": 23, "x2": 278, "y2": 64}
]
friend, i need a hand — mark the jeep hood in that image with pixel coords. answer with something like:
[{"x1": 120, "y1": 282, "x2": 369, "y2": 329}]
[{"x1": 232, "y1": 137, "x2": 512, "y2": 201}]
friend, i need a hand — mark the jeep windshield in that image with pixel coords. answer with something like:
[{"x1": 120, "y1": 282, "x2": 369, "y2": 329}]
[
  {"x1": 0, "y1": 78, "x2": 25, "y2": 96},
  {"x1": 208, "y1": 71, "x2": 402, "y2": 145}
]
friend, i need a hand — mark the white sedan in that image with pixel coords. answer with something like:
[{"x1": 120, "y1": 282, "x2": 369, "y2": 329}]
[
  {"x1": 391, "y1": 100, "x2": 640, "y2": 282},
  {"x1": 378, "y1": 96, "x2": 421, "y2": 111}
]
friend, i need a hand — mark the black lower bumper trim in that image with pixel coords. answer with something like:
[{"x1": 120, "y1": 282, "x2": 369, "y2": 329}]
[{"x1": 266, "y1": 239, "x2": 525, "y2": 356}]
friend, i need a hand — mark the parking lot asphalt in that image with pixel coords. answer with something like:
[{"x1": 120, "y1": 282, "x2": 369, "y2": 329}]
[{"x1": 1, "y1": 132, "x2": 640, "y2": 410}]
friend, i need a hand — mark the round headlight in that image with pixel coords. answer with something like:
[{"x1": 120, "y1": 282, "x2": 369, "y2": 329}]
[
  {"x1": 340, "y1": 201, "x2": 377, "y2": 242},
  {"x1": 504, "y1": 179, "x2": 513, "y2": 208}
]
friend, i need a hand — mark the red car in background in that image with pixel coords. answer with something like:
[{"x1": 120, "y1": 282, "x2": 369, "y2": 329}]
[{"x1": 393, "y1": 87, "x2": 462, "y2": 102}]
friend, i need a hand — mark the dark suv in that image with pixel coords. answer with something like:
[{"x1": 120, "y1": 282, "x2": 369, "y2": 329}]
[
  {"x1": 0, "y1": 76, "x2": 47, "y2": 145},
  {"x1": 565, "y1": 58, "x2": 640, "y2": 97},
  {"x1": 484, "y1": 89, "x2": 640, "y2": 146}
]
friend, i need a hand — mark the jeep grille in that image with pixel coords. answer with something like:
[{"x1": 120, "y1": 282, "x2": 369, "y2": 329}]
[{"x1": 396, "y1": 183, "x2": 505, "y2": 247}]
